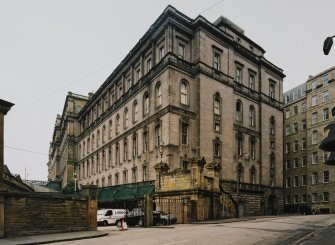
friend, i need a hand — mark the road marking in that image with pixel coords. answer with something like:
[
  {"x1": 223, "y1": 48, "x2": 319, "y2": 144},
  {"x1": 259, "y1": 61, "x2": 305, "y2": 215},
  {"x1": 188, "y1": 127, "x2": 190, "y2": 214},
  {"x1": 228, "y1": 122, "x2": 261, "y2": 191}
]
[{"x1": 164, "y1": 240, "x2": 190, "y2": 245}]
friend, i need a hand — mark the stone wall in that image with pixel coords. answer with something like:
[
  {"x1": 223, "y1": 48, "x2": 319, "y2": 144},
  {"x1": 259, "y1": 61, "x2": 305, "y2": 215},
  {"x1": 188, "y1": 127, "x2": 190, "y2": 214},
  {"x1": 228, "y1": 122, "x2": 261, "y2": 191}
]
[{"x1": 3, "y1": 190, "x2": 96, "y2": 237}]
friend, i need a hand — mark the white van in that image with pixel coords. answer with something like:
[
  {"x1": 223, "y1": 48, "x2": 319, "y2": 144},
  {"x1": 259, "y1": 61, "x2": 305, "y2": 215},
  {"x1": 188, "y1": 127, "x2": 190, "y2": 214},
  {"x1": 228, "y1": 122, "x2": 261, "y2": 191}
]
[{"x1": 97, "y1": 209, "x2": 127, "y2": 226}]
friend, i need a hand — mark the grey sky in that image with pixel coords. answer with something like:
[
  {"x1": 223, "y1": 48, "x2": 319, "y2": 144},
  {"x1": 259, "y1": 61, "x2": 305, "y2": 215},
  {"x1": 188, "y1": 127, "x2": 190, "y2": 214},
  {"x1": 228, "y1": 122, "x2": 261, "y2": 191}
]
[{"x1": 1, "y1": 0, "x2": 334, "y2": 181}]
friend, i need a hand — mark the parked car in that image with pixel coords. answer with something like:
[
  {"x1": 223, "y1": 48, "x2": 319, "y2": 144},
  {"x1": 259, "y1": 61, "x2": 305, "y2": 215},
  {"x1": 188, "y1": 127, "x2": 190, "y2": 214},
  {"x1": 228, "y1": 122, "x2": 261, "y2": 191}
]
[
  {"x1": 97, "y1": 209, "x2": 127, "y2": 226},
  {"x1": 126, "y1": 209, "x2": 144, "y2": 226},
  {"x1": 153, "y1": 211, "x2": 177, "y2": 225}
]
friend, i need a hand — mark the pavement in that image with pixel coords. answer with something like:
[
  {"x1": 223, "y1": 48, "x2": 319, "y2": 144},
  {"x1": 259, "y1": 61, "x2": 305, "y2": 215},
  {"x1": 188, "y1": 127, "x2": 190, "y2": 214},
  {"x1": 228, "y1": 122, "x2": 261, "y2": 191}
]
[{"x1": 0, "y1": 216, "x2": 283, "y2": 245}]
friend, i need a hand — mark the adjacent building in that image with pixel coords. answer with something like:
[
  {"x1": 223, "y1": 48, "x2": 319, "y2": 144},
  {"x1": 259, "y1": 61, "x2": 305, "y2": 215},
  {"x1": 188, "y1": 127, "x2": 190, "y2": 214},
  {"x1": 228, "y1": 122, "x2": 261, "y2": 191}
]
[
  {"x1": 49, "y1": 6, "x2": 285, "y2": 216},
  {"x1": 48, "y1": 92, "x2": 88, "y2": 188},
  {"x1": 284, "y1": 66, "x2": 335, "y2": 214}
]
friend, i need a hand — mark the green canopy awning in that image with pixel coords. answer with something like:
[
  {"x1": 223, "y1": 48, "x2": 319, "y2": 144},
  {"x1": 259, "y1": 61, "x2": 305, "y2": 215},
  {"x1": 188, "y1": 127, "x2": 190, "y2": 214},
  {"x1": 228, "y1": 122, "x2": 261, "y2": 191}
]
[{"x1": 97, "y1": 181, "x2": 154, "y2": 203}]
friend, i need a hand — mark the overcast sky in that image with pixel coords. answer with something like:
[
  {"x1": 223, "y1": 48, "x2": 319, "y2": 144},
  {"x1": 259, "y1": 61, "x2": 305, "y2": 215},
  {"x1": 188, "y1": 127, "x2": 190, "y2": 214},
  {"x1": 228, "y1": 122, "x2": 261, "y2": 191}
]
[{"x1": 1, "y1": 0, "x2": 335, "y2": 181}]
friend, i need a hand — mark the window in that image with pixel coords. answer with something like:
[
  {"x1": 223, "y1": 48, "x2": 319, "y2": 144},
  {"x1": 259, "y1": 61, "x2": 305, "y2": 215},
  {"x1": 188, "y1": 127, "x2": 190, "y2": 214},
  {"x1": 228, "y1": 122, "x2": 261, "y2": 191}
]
[
  {"x1": 302, "y1": 103, "x2": 307, "y2": 112},
  {"x1": 146, "y1": 58, "x2": 152, "y2": 73},
  {"x1": 286, "y1": 177, "x2": 291, "y2": 188},
  {"x1": 116, "y1": 114, "x2": 120, "y2": 135},
  {"x1": 294, "y1": 195, "x2": 298, "y2": 204},
  {"x1": 181, "y1": 123, "x2": 189, "y2": 145},
  {"x1": 286, "y1": 195, "x2": 291, "y2": 204},
  {"x1": 159, "y1": 46, "x2": 165, "y2": 60},
  {"x1": 155, "y1": 124, "x2": 161, "y2": 147},
  {"x1": 302, "y1": 138, "x2": 307, "y2": 150},
  {"x1": 270, "y1": 175, "x2": 275, "y2": 187},
  {"x1": 143, "y1": 165, "x2": 148, "y2": 181},
  {"x1": 143, "y1": 131, "x2": 148, "y2": 153},
  {"x1": 312, "y1": 152, "x2": 318, "y2": 164},
  {"x1": 250, "y1": 140, "x2": 256, "y2": 160},
  {"x1": 178, "y1": 43, "x2": 185, "y2": 59},
  {"x1": 214, "y1": 122, "x2": 221, "y2": 132},
  {"x1": 214, "y1": 139, "x2": 221, "y2": 157},
  {"x1": 323, "y1": 108, "x2": 329, "y2": 121},
  {"x1": 302, "y1": 194, "x2": 307, "y2": 203},
  {"x1": 102, "y1": 125, "x2": 106, "y2": 143},
  {"x1": 270, "y1": 140, "x2": 275, "y2": 149},
  {"x1": 294, "y1": 158, "x2": 299, "y2": 168},
  {"x1": 124, "y1": 108, "x2": 129, "y2": 129},
  {"x1": 180, "y1": 81, "x2": 188, "y2": 105},
  {"x1": 285, "y1": 160, "x2": 291, "y2": 170},
  {"x1": 87, "y1": 138, "x2": 90, "y2": 154},
  {"x1": 126, "y1": 78, "x2": 131, "y2": 92},
  {"x1": 269, "y1": 83, "x2": 275, "y2": 99},
  {"x1": 302, "y1": 175, "x2": 307, "y2": 186},
  {"x1": 115, "y1": 173, "x2": 119, "y2": 185},
  {"x1": 108, "y1": 120, "x2": 113, "y2": 139},
  {"x1": 97, "y1": 130, "x2": 100, "y2": 147},
  {"x1": 124, "y1": 140, "x2": 128, "y2": 161},
  {"x1": 123, "y1": 170, "x2": 128, "y2": 184},
  {"x1": 136, "y1": 68, "x2": 141, "y2": 82},
  {"x1": 143, "y1": 93, "x2": 150, "y2": 116},
  {"x1": 311, "y1": 95, "x2": 317, "y2": 106},
  {"x1": 312, "y1": 193, "x2": 317, "y2": 203},
  {"x1": 312, "y1": 112, "x2": 318, "y2": 124},
  {"x1": 312, "y1": 130, "x2": 318, "y2": 145},
  {"x1": 302, "y1": 119, "x2": 307, "y2": 130},
  {"x1": 213, "y1": 52, "x2": 220, "y2": 71},
  {"x1": 294, "y1": 176, "x2": 299, "y2": 187},
  {"x1": 236, "y1": 100, "x2": 243, "y2": 122},
  {"x1": 285, "y1": 109, "x2": 290, "y2": 119},
  {"x1": 270, "y1": 117, "x2": 275, "y2": 135},
  {"x1": 302, "y1": 156, "x2": 307, "y2": 167},
  {"x1": 323, "y1": 171, "x2": 329, "y2": 183},
  {"x1": 91, "y1": 135, "x2": 95, "y2": 150},
  {"x1": 293, "y1": 123, "x2": 298, "y2": 133},
  {"x1": 285, "y1": 125, "x2": 290, "y2": 136},
  {"x1": 116, "y1": 142, "x2": 120, "y2": 164},
  {"x1": 249, "y1": 106, "x2": 255, "y2": 127},
  {"x1": 323, "y1": 74, "x2": 329, "y2": 85},
  {"x1": 312, "y1": 172, "x2": 318, "y2": 185},
  {"x1": 323, "y1": 91, "x2": 329, "y2": 102},
  {"x1": 214, "y1": 98, "x2": 221, "y2": 115},
  {"x1": 249, "y1": 73, "x2": 255, "y2": 90},
  {"x1": 323, "y1": 192, "x2": 329, "y2": 202},
  {"x1": 132, "y1": 134, "x2": 137, "y2": 158},
  {"x1": 237, "y1": 135, "x2": 243, "y2": 156},
  {"x1": 312, "y1": 80, "x2": 318, "y2": 89},
  {"x1": 132, "y1": 167, "x2": 137, "y2": 183},
  {"x1": 250, "y1": 167, "x2": 256, "y2": 184},
  {"x1": 133, "y1": 101, "x2": 138, "y2": 122},
  {"x1": 108, "y1": 147, "x2": 112, "y2": 168},
  {"x1": 156, "y1": 83, "x2": 162, "y2": 107},
  {"x1": 236, "y1": 67, "x2": 242, "y2": 84},
  {"x1": 285, "y1": 143, "x2": 290, "y2": 154},
  {"x1": 293, "y1": 106, "x2": 298, "y2": 115}
]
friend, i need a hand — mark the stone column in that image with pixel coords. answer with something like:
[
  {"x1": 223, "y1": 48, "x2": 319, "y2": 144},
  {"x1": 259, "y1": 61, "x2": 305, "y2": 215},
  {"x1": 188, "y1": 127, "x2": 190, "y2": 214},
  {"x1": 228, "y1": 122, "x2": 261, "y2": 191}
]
[
  {"x1": 80, "y1": 185, "x2": 98, "y2": 231},
  {"x1": 144, "y1": 194, "x2": 153, "y2": 227},
  {"x1": 0, "y1": 99, "x2": 14, "y2": 238}
]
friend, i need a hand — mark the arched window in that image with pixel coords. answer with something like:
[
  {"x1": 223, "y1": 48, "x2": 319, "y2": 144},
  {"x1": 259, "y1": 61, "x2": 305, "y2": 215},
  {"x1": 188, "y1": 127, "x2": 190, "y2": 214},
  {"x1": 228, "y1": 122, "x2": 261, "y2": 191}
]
[
  {"x1": 108, "y1": 120, "x2": 113, "y2": 139},
  {"x1": 133, "y1": 100, "x2": 138, "y2": 122},
  {"x1": 156, "y1": 83, "x2": 162, "y2": 107},
  {"x1": 180, "y1": 81, "x2": 188, "y2": 105},
  {"x1": 312, "y1": 130, "x2": 318, "y2": 144},
  {"x1": 124, "y1": 108, "x2": 129, "y2": 128},
  {"x1": 97, "y1": 130, "x2": 100, "y2": 147},
  {"x1": 102, "y1": 125, "x2": 106, "y2": 143},
  {"x1": 249, "y1": 106, "x2": 255, "y2": 127},
  {"x1": 214, "y1": 97, "x2": 221, "y2": 115},
  {"x1": 116, "y1": 114, "x2": 120, "y2": 134},
  {"x1": 236, "y1": 100, "x2": 243, "y2": 122},
  {"x1": 91, "y1": 134, "x2": 95, "y2": 150},
  {"x1": 143, "y1": 92, "x2": 149, "y2": 116}
]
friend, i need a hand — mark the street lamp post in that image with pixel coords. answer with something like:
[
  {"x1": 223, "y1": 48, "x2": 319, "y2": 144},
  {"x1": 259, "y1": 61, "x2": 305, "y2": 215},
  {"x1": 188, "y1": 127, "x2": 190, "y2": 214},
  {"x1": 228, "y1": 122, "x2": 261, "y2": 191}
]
[{"x1": 236, "y1": 153, "x2": 249, "y2": 218}]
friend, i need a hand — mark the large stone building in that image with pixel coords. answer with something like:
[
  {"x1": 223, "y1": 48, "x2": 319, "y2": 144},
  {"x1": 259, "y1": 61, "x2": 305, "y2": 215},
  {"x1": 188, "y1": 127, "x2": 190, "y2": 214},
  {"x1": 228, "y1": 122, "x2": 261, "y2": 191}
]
[
  {"x1": 48, "y1": 92, "x2": 88, "y2": 188},
  {"x1": 49, "y1": 6, "x2": 285, "y2": 216},
  {"x1": 284, "y1": 66, "x2": 335, "y2": 214}
]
